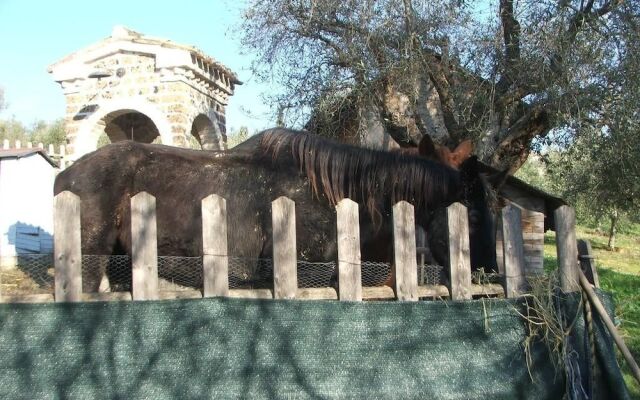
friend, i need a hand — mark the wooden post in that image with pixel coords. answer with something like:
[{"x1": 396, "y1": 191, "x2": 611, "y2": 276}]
[
  {"x1": 272, "y1": 196, "x2": 296, "y2": 299},
  {"x1": 416, "y1": 226, "x2": 427, "y2": 284},
  {"x1": 54, "y1": 191, "x2": 82, "y2": 302},
  {"x1": 131, "y1": 192, "x2": 159, "y2": 300},
  {"x1": 15, "y1": 140, "x2": 21, "y2": 149},
  {"x1": 502, "y1": 205, "x2": 527, "y2": 298},
  {"x1": 2, "y1": 139, "x2": 8, "y2": 149},
  {"x1": 59, "y1": 145, "x2": 66, "y2": 169},
  {"x1": 336, "y1": 199, "x2": 362, "y2": 301},
  {"x1": 447, "y1": 202, "x2": 472, "y2": 300},
  {"x1": 48, "y1": 144, "x2": 54, "y2": 155},
  {"x1": 393, "y1": 201, "x2": 418, "y2": 301},
  {"x1": 580, "y1": 271, "x2": 640, "y2": 384},
  {"x1": 202, "y1": 194, "x2": 229, "y2": 297},
  {"x1": 555, "y1": 205, "x2": 580, "y2": 292},
  {"x1": 578, "y1": 239, "x2": 599, "y2": 288},
  {"x1": 37, "y1": 142, "x2": 44, "y2": 149},
  {"x1": 495, "y1": 214, "x2": 505, "y2": 275}
]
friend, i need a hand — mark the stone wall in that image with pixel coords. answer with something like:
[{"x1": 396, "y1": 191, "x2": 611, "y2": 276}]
[{"x1": 58, "y1": 51, "x2": 230, "y2": 158}]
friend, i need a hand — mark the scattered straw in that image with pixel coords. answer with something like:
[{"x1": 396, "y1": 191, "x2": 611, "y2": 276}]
[{"x1": 516, "y1": 270, "x2": 583, "y2": 383}]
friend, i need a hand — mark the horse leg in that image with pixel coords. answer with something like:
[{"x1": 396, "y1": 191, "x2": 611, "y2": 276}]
[{"x1": 79, "y1": 199, "x2": 122, "y2": 292}]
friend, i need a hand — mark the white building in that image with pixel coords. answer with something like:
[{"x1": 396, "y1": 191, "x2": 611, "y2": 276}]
[{"x1": 0, "y1": 148, "x2": 57, "y2": 266}]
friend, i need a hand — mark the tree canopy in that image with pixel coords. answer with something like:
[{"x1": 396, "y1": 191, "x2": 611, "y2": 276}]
[
  {"x1": 239, "y1": 0, "x2": 638, "y2": 172},
  {"x1": 0, "y1": 117, "x2": 66, "y2": 148}
]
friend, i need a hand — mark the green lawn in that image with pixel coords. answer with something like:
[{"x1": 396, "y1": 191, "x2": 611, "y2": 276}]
[{"x1": 544, "y1": 225, "x2": 640, "y2": 398}]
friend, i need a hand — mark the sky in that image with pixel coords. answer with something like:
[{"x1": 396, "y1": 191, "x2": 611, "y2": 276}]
[{"x1": 0, "y1": 0, "x2": 276, "y2": 133}]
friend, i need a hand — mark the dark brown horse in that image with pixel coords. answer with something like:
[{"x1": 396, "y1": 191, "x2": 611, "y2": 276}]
[
  {"x1": 54, "y1": 128, "x2": 500, "y2": 291},
  {"x1": 394, "y1": 135, "x2": 474, "y2": 170}
]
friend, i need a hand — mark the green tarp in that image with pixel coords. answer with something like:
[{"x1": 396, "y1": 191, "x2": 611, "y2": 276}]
[{"x1": 0, "y1": 292, "x2": 629, "y2": 399}]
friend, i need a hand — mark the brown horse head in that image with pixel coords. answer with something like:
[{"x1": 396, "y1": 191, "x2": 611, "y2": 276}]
[
  {"x1": 415, "y1": 135, "x2": 474, "y2": 170},
  {"x1": 393, "y1": 136, "x2": 473, "y2": 169}
]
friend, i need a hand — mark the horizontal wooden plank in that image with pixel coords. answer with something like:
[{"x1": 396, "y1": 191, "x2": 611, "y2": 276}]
[
  {"x1": 523, "y1": 232, "x2": 545, "y2": 240},
  {"x1": 41, "y1": 244, "x2": 54, "y2": 253},
  {"x1": 16, "y1": 232, "x2": 40, "y2": 241},
  {"x1": 521, "y1": 209, "x2": 545, "y2": 219},
  {"x1": 82, "y1": 292, "x2": 133, "y2": 302},
  {"x1": 297, "y1": 287, "x2": 338, "y2": 300},
  {"x1": 471, "y1": 284, "x2": 505, "y2": 297},
  {"x1": 362, "y1": 286, "x2": 395, "y2": 300},
  {"x1": 417, "y1": 285, "x2": 450, "y2": 298},
  {"x1": 16, "y1": 246, "x2": 40, "y2": 254},
  {"x1": 524, "y1": 248, "x2": 544, "y2": 257},
  {"x1": 526, "y1": 266, "x2": 544, "y2": 275},
  {"x1": 16, "y1": 226, "x2": 39, "y2": 235},
  {"x1": 523, "y1": 252, "x2": 544, "y2": 260},
  {"x1": 0, "y1": 293, "x2": 54, "y2": 303},
  {"x1": 0, "y1": 285, "x2": 505, "y2": 303},
  {"x1": 158, "y1": 290, "x2": 203, "y2": 300},
  {"x1": 228, "y1": 288, "x2": 273, "y2": 299},
  {"x1": 16, "y1": 236, "x2": 40, "y2": 246}
]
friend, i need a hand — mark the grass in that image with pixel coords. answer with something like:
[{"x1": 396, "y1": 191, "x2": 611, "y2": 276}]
[{"x1": 544, "y1": 224, "x2": 640, "y2": 398}]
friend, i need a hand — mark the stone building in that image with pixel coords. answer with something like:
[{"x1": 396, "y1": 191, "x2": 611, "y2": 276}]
[{"x1": 48, "y1": 26, "x2": 241, "y2": 160}]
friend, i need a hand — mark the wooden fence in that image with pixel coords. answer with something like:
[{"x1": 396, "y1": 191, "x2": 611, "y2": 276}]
[
  {"x1": 2, "y1": 191, "x2": 589, "y2": 303},
  {"x1": 2, "y1": 139, "x2": 68, "y2": 169}
]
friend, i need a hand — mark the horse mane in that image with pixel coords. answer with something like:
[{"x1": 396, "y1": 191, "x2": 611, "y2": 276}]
[{"x1": 259, "y1": 129, "x2": 461, "y2": 219}]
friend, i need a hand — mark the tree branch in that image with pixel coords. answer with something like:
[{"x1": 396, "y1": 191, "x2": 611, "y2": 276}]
[
  {"x1": 425, "y1": 52, "x2": 466, "y2": 142},
  {"x1": 550, "y1": 0, "x2": 622, "y2": 76},
  {"x1": 490, "y1": 106, "x2": 550, "y2": 170},
  {"x1": 496, "y1": 0, "x2": 521, "y2": 95}
]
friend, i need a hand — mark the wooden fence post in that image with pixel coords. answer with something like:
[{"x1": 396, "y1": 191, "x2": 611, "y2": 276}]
[
  {"x1": 59, "y1": 145, "x2": 66, "y2": 169},
  {"x1": 393, "y1": 201, "x2": 418, "y2": 301},
  {"x1": 202, "y1": 194, "x2": 229, "y2": 297},
  {"x1": 578, "y1": 239, "x2": 599, "y2": 288},
  {"x1": 272, "y1": 196, "x2": 296, "y2": 299},
  {"x1": 131, "y1": 192, "x2": 158, "y2": 300},
  {"x1": 447, "y1": 202, "x2": 472, "y2": 300},
  {"x1": 502, "y1": 205, "x2": 527, "y2": 298},
  {"x1": 555, "y1": 205, "x2": 580, "y2": 292},
  {"x1": 336, "y1": 199, "x2": 362, "y2": 301},
  {"x1": 54, "y1": 191, "x2": 82, "y2": 302}
]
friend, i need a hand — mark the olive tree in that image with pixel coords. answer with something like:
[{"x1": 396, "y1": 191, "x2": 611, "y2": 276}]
[{"x1": 239, "y1": 0, "x2": 636, "y2": 172}]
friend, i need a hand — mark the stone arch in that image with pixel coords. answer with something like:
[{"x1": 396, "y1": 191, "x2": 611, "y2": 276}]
[
  {"x1": 190, "y1": 113, "x2": 224, "y2": 150},
  {"x1": 73, "y1": 99, "x2": 172, "y2": 159},
  {"x1": 103, "y1": 110, "x2": 160, "y2": 143}
]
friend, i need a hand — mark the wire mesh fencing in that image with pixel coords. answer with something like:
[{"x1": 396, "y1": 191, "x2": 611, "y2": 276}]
[
  {"x1": 419, "y1": 264, "x2": 445, "y2": 286},
  {"x1": 0, "y1": 254, "x2": 54, "y2": 296},
  {"x1": 471, "y1": 269, "x2": 504, "y2": 285},
  {"x1": 1, "y1": 254, "x2": 450, "y2": 296}
]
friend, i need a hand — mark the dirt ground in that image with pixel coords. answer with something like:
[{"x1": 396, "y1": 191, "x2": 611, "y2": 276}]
[{"x1": 0, "y1": 267, "x2": 54, "y2": 296}]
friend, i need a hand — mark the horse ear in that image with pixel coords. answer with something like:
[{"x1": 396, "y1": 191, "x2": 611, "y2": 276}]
[
  {"x1": 418, "y1": 135, "x2": 438, "y2": 157},
  {"x1": 450, "y1": 140, "x2": 473, "y2": 168}
]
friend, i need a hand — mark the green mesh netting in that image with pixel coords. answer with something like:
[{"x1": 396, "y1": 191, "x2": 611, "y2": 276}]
[{"x1": 0, "y1": 292, "x2": 629, "y2": 399}]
